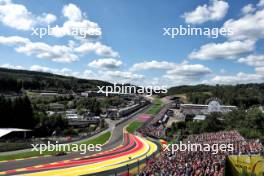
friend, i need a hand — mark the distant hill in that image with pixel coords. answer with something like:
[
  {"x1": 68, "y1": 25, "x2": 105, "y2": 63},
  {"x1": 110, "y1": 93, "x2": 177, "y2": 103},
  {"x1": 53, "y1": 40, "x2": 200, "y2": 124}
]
[{"x1": 0, "y1": 67, "x2": 112, "y2": 93}]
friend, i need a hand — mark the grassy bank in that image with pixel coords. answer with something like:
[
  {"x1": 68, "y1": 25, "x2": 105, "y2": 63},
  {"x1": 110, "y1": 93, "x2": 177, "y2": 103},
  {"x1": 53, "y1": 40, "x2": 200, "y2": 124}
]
[
  {"x1": 80, "y1": 131, "x2": 111, "y2": 145},
  {"x1": 145, "y1": 98, "x2": 164, "y2": 115},
  {"x1": 0, "y1": 131, "x2": 111, "y2": 161},
  {"x1": 126, "y1": 121, "x2": 144, "y2": 133},
  {"x1": 126, "y1": 98, "x2": 164, "y2": 133}
]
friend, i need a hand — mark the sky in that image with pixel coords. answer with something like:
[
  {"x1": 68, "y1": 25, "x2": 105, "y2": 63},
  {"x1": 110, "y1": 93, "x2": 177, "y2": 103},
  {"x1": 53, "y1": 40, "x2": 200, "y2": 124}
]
[{"x1": 0, "y1": 0, "x2": 264, "y2": 88}]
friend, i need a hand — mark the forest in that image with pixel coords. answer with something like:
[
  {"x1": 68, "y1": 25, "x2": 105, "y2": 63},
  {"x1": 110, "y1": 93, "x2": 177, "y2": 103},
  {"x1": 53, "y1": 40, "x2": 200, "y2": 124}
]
[{"x1": 167, "y1": 84, "x2": 264, "y2": 108}]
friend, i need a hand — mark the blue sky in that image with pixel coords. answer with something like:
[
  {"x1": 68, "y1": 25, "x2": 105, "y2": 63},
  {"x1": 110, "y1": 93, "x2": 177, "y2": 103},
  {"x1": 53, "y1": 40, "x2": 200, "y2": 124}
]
[{"x1": 0, "y1": 0, "x2": 264, "y2": 87}]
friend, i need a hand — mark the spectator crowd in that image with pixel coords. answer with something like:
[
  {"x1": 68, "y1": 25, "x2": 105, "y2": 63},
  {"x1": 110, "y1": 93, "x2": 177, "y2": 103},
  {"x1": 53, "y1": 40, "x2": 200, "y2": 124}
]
[
  {"x1": 138, "y1": 106, "x2": 173, "y2": 139},
  {"x1": 139, "y1": 130, "x2": 263, "y2": 176}
]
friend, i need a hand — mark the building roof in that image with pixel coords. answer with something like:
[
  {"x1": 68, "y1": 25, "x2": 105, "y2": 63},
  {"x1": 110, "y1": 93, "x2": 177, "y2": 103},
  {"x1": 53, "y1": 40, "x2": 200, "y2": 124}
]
[{"x1": 0, "y1": 128, "x2": 31, "y2": 138}]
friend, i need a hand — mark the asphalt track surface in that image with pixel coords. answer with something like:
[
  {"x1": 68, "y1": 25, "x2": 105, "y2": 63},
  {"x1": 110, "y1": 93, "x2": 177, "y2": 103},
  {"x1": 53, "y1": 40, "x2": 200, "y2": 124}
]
[
  {"x1": 0, "y1": 134, "x2": 159, "y2": 176},
  {"x1": 0, "y1": 104, "x2": 158, "y2": 175}
]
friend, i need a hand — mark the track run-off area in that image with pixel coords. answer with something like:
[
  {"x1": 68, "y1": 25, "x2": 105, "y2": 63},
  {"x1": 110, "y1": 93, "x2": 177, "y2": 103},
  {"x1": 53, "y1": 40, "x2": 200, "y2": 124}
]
[{"x1": 0, "y1": 98, "x2": 166, "y2": 176}]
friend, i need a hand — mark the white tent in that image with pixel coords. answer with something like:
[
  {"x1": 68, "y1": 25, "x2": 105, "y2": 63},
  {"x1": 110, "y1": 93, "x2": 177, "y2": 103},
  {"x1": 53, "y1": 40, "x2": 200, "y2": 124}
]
[{"x1": 0, "y1": 128, "x2": 31, "y2": 138}]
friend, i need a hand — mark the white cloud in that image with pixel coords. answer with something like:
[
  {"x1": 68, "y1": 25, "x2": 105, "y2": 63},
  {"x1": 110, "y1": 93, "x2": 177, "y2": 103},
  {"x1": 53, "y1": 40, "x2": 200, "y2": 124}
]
[
  {"x1": 203, "y1": 72, "x2": 264, "y2": 85},
  {"x1": 255, "y1": 67, "x2": 264, "y2": 74},
  {"x1": 16, "y1": 41, "x2": 78, "y2": 63},
  {"x1": 129, "y1": 77, "x2": 172, "y2": 87},
  {"x1": 238, "y1": 54, "x2": 264, "y2": 67},
  {"x1": 128, "y1": 60, "x2": 211, "y2": 86},
  {"x1": 0, "y1": 1, "x2": 100, "y2": 39},
  {"x1": 106, "y1": 70, "x2": 144, "y2": 80},
  {"x1": 183, "y1": 0, "x2": 229, "y2": 24},
  {"x1": 30, "y1": 65, "x2": 54, "y2": 73},
  {"x1": 75, "y1": 42, "x2": 119, "y2": 58},
  {"x1": 88, "y1": 58, "x2": 122, "y2": 69},
  {"x1": 0, "y1": 1, "x2": 118, "y2": 63},
  {"x1": 189, "y1": 40, "x2": 255, "y2": 60},
  {"x1": 258, "y1": 0, "x2": 264, "y2": 7},
  {"x1": 51, "y1": 3, "x2": 101, "y2": 39},
  {"x1": 0, "y1": 63, "x2": 24, "y2": 70},
  {"x1": 0, "y1": 0, "x2": 56, "y2": 30},
  {"x1": 0, "y1": 36, "x2": 29, "y2": 45},
  {"x1": 241, "y1": 4, "x2": 255, "y2": 14},
  {"x1": 220, "y1": 68, "x2": 226, "y2": 74},
  {"x1": 164, "y1": 63, "x2": 211, "y2": 81},
  {"x1": 0, "y1": 35, "x2": 120, "y2": 63},
  {"x1": 37, "y1": 13, "x2": 57, "y2": 24},
  {"x1": 62, "y1": 3, "x2": 82, "y2": 21},
  {"x1": 30, "y1": 65, "x2": 80, "y2": 77},
  {"x1": 81, "y1": 69, "x2": 98, "y2": 79},
  {"x1": 223, "y1": 8, "x2": 264, "y2": 41},
  {"x1": 0, "y1": 36, "x2": 78, "y2": 63},
  {"x1": 130, "y1": 60, "x2": 176, "y2": 71}
]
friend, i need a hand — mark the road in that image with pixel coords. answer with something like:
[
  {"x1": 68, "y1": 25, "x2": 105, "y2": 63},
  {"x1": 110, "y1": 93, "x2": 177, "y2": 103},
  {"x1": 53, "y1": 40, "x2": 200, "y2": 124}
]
[{"x1": 0, "y1": 104, "x2": 151, "y2": 173}]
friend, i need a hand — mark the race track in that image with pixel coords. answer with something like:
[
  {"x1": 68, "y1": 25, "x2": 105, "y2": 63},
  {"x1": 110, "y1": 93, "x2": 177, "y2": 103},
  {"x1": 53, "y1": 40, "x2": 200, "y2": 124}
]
[
  {"x1": 0, "y1": 133, "x2": 158, "y2": 176},
  {"x1": 0, "y1": 103, "x2": 164, "y2": 176}
]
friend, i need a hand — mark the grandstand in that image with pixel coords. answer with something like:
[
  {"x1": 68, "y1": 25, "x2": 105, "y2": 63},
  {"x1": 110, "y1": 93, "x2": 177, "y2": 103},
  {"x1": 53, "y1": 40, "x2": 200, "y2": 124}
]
[{"x1": 139, "y1": 130, "x2": 263, "y2": 176}]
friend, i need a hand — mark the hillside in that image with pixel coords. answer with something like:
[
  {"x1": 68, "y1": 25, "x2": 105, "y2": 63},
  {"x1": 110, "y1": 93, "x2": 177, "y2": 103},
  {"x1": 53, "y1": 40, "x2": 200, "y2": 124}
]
[
  {"x1": 167, "y1": 84, "x2": 264, "y2": 108},
  {"x1": 0, "y1": 68, "x2": 112, "y2": 93}
]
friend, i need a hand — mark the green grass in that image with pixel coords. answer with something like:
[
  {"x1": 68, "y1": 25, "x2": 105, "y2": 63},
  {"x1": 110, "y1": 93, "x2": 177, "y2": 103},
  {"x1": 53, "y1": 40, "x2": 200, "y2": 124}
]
[
  {"x1": 80, "y1": 131, "x2": 111, "y2": 145},
  {"x1": 0, "y1": 131, "x2": 111, "y2": 161},
  {"x1": 146, "y1": 98, "x2": 164, "y2": 115},
  {"x1": 126, "y1": 121, "x2": 144, "y2": 133},
  {"x1": 0, "y1": 151, "x2": 52, "y2": 161},
  {"x1": 126, "y1": 98, "x2": 164, "y2": 134}
]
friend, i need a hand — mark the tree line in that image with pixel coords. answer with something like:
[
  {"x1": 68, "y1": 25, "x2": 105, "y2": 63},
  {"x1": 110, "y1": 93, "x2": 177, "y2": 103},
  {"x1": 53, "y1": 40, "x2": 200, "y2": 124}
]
[
  {"x1": 0, "y1": 67, "x2": 112, "y2": 93},
  {"x1": 169, "y1": 107, "x2": 264, "y2": 142},
  {"x1": 167, "y1": 84, "x2": 264, "y2": 108},
  {"x1": 0, "y1": 95, "x2": 35, "y2": 128},
  {"x1": 0, "y1": 96, "x2": 68, "y2": 137}
]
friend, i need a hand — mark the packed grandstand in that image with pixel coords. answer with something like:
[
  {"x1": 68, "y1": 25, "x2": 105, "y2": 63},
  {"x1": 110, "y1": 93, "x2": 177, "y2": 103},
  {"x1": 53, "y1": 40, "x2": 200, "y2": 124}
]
[
  {"x1": 136, "y1": 103, "x2": 264, "y2": 176},
  {"x1": 139, "y1": 130, "x2": 263, "y2": 176}
]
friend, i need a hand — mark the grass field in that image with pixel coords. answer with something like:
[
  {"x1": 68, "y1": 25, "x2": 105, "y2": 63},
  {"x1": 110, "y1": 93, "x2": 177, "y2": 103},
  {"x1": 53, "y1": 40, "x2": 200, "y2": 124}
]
[
  {"x1": 145, "y1": 98, "x2": 164, "y2": 115},
  {"x1": 0, "y1": 131, "x2": 111, "y2": 161},
  {"x1": 126, "y1": 98, "x2": 164, "y2": 133},
  {"x1": 126, "y1": 121, "x2": 144, "y2": 133},
  {"x1": 80, "y1": 131, "x2": 111, "y2": 145}
]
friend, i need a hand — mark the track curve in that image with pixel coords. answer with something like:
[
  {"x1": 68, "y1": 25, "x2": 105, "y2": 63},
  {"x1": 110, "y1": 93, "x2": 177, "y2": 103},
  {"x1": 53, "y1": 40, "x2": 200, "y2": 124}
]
[{"x1": 1, "y1": 133, "x2": 158, "y2": 176}]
